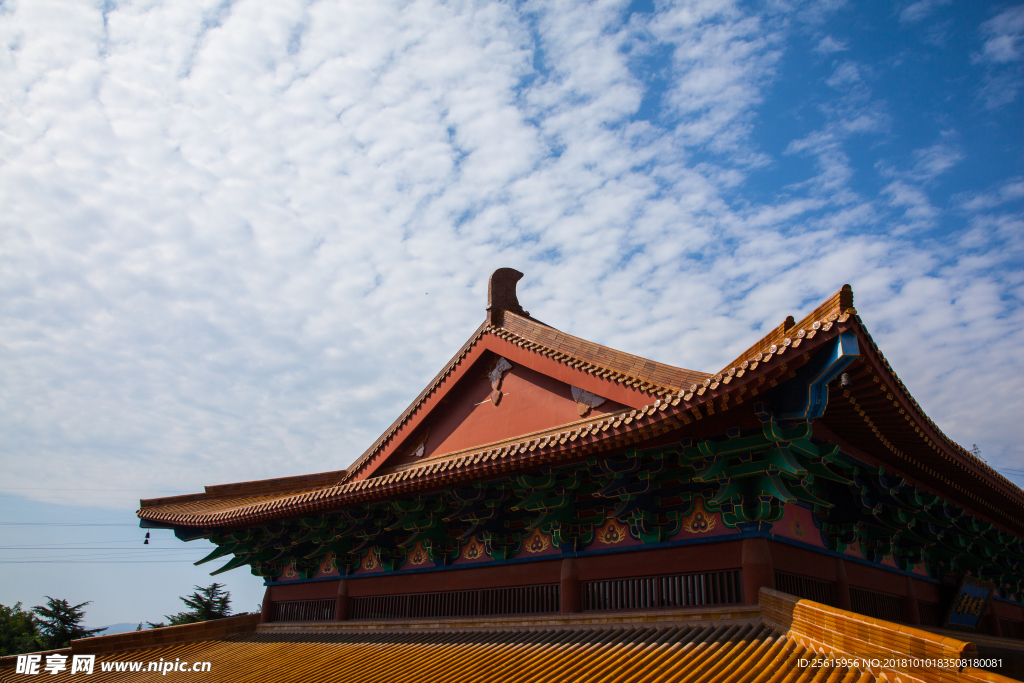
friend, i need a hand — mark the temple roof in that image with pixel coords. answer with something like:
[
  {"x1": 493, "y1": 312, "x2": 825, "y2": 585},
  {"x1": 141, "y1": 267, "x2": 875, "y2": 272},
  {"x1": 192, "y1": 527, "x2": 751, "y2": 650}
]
[
  {"x1": 138, "y1": 471, "x2": 346, "y2": 524},
  {"x1": 2, "y1": 589, "x2": 1014, "y2": 683},
  {"x1": 137, "y1": 272, "x2": 1024, "y2": 536}
]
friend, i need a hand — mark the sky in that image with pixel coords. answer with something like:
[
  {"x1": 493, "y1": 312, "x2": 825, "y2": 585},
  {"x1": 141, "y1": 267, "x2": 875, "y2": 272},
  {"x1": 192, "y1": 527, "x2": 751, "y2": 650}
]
[{"x1": 0, "y1": 0, "x2": 1022, "y2": 626}]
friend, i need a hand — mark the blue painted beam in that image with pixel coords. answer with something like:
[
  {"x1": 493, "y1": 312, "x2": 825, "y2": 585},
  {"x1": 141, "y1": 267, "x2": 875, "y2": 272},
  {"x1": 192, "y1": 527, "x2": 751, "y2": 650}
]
[{"x1": 771, "y1": 332, "x2": 859, "y2": 421}]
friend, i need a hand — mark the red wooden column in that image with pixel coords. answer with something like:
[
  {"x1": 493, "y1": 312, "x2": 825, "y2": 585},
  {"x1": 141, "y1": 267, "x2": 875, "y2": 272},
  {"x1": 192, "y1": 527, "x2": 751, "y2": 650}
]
[
  {"x1": 335, "y1": 579, "x2": 350, "y2": 621},
  {"x1": 560, "y1": 558, "x2": 580, "y2": 614},
  {"x1": 988, "y1": 601, "x2": 1003, "y2": 637},
  {"x1": 834, "y1": 558, "x2": 852, "y2": 610},
  {"x1": 741, "y1": 538, "x2": 774, "y2": 605},
  {"x1": 260, "y1": 587, "x2": 273, "y2": 623},
  {"x1": 904, "y1": 575, "x2": 921, "y2": 625}
]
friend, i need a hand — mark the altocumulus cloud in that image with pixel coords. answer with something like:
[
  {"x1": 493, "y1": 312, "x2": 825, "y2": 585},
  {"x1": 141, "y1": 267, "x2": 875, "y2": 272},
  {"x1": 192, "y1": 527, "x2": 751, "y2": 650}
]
[{"x1": 0, "y1": 0, "x2": 1022, "y2": 508}]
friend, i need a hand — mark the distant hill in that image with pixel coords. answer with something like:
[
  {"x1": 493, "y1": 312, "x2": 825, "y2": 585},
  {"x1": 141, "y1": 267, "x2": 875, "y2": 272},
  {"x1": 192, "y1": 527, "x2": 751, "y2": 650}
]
[{"x1": 92, "y1": 622, "x2": 139, "y2": 636}]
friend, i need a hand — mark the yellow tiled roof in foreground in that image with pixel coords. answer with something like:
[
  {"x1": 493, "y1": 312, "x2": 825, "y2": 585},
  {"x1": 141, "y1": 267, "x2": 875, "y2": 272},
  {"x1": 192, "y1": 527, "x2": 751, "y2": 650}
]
[
  {"x1": 5, "y1": 623, "x2": 856, "y2": 683},
  {"x1": 2, "y1": 591, "x2": 1017, "y2": 683}
]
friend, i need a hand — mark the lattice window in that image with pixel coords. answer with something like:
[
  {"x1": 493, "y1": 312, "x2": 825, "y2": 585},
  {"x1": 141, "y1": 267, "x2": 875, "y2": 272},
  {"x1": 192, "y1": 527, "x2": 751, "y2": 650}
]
[
  {"x1": 478, "y1": 585, "x2": 559, "y2": 616},
  {"x1": 350, "y1": 584, "x2": 559, "y2": 621},
  {"x1": 849, "y1": 587, "x2": 907, "y2": 623},
  {"x1": 273, "y1": 599, "x2": 334, "y2": 622},
  {"x1": 583, "y1": 570, "x2": 743, "y2": 612},
  {"x1": 774, "y1": 572, "x2": 836, "y2": 606}
]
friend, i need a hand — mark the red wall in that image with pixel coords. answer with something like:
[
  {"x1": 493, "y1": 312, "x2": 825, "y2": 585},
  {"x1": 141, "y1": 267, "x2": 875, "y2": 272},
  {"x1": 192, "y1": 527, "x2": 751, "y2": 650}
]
[
  {"x1": 386, "y1": 360, "x2": 627, "y2": 469},
  {"x1": 268, "y1": 539, "x2": 989, "y2": 620},
  {"x1": 844, "y1": 559, "x2": 909, "y2": 595},
  {"x1": 270, "y1": 542, "x2": 745, "y2": 601},
  {"x1": 575, "y1": 542, "x2": 743, "y2": 581},
  {"x1": 772, "y1": 543, "x2": 838, "y2": 582}
]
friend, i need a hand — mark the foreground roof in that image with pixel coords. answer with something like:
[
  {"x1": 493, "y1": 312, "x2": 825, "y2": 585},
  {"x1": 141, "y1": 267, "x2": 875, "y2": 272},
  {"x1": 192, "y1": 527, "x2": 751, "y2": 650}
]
[
  {"x1": 138, "y1": 271, "x2": 1024, "y2": 535},
  {"x1": 2, "y1": 589, "x2": 1015, "y2": 683}
]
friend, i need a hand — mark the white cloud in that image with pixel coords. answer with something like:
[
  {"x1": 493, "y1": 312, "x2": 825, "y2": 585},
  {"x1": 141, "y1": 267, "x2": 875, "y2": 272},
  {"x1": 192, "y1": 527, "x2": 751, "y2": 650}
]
[
  {"x1": 973, "y1": 6, "x2": 1024, "y2": 108},
  {"x1": 813, "y1": 35, "x2": 848, "y2": 54},
  {"x1": 958, "y1": 177, "x2": 1024, "y2": 212},
  {"x1": 0, "y1": 0, "x2": 1019, "y2": 519},
  {"x1": 881, "y1": 179, "x2": 940, "y2": 228},
  {"x1": 649, "y1": 1, "x2": 782, "y2": 153},
  {"x1": 900, "y1": 0, "x2": 951, "y2": 25},
  {"x1": 868, "y1": 141, "x2": 963, "y2": 231},
  {"x1": 910, "y1": 142, "x2": 963, "y2": 179},
  {"x1": 979, "y1": 5, "x2": 1024, "y2": 63},
  {"x1": 825, "y1": 60, "x2": 861, "y2": 88},
  {"x1": 783, "y1": 58, "x2": 887, "y2": 200}
]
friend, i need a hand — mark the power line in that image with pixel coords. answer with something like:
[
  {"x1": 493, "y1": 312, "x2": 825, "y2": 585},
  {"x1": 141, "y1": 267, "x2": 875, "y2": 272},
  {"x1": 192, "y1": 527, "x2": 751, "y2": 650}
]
[
  {"x1": 0, "y1": 560, "x2": 209, "y2": 564},
  {"x1": 1, "y1": 547, "x2": 203, "y2": 554},
  {"x1": 0, "y1": 488, "x2": 191, "y2": 492},
  {"x1": 0, "y1": 540, "x2": 180, "y2": 548},
  {"x1": 0, "y1": 548, "x2": 202, "y2": 552},
  {"x1": 0, "y1": 539, "x2": 182, "y2": 547},
  {"x1": 980, "y1": 445, "x2": 1024, "y2": 454},
  {"x1": 2, "y1": 551, "x2": 208, "y2": 561},
  {"x1": 1, "y1": 497, "x2": 180, "y2": 502},
  {"x1": 0, "y1": 523, "x2": 138, "y2": 527}
]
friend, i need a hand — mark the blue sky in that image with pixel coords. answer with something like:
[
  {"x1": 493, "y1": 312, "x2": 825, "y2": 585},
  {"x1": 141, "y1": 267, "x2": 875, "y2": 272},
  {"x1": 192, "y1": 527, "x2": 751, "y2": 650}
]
[{"x1": 0, "y1": 0, "x2": 1021, "y2": 626}]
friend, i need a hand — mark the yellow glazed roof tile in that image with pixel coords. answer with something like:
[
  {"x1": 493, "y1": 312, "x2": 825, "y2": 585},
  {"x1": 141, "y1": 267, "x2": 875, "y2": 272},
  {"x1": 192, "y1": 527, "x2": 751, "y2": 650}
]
[
  {"x1": 5, "y1": 595, "x2": 1018, "y2": 683},
  {"x1": 2, "y1": 624, "x2": 852, "y2": 683}
]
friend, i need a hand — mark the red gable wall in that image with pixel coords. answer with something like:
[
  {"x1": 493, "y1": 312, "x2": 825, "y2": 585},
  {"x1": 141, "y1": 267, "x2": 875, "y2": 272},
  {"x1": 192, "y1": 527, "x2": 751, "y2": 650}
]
[
  {"x1": 350, "y1": 334, "x2": 669, "y2": 483},
  {"x1": 383, "y1": 355, "x2": 627, "y2": 470}
]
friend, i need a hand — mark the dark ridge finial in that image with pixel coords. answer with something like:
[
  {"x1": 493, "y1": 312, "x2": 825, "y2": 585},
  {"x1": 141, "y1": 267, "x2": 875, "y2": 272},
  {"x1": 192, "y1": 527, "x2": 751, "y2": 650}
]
[
  {"x1": 487, "y1": 268, "x2": 528, "y2": 325},
  {"x1": 783, "y1": 315, "x2": 796, "y2": 331},
  {"x1": 840, "y1": 284, "x2": 854, "y2": 310}
]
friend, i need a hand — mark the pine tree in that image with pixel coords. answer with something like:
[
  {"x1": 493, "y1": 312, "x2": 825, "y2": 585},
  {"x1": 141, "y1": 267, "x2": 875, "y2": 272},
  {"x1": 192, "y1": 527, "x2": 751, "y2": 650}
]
[
  {"x1": 163, "y1": 584, "x2": 233, "y2": 625},
  {"x1": 32, "y1": 598, "x2": 103, "y2": 650}
]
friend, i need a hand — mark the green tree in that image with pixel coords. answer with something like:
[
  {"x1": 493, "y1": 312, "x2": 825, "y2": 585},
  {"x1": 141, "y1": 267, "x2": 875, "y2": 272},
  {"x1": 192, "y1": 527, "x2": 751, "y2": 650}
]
[
  {"x1": 163, "y1": 583, "x2": 233, "y2": 625},
  {"x1": 32, "y1": 598, "x2": 103, "y2": 650},
  {"x1": 0, "y1": 602, "x2": 40, "y2": 656}
]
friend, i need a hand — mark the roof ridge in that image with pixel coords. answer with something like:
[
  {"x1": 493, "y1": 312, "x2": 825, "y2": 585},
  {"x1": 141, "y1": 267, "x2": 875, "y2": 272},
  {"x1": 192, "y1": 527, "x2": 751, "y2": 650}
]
[
  {"x1": 717, "y1": 285, "x2": 854, "y2": 376},
  {"x1": 499, "y1": 311, "x2": 711, "y2": 393},
  {"x1": 665, "y1": 297, "x2": 856, "y2": 401},
  {"x1": 140, "y1": 470, "x2": 347, "y2": 509}
]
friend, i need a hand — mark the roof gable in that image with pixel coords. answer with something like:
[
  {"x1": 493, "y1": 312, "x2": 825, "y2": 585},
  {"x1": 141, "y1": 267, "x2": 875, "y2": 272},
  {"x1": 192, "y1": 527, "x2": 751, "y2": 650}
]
[
  {"x1": 374, "y1": 351, "x2": 628, "y2": 474},
  {"x1": 341, "y1": 269, "x2": 709, "y2": 483},
  {"x1": 345, "y1": 329, "x2": 686, "y2": 483}
]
